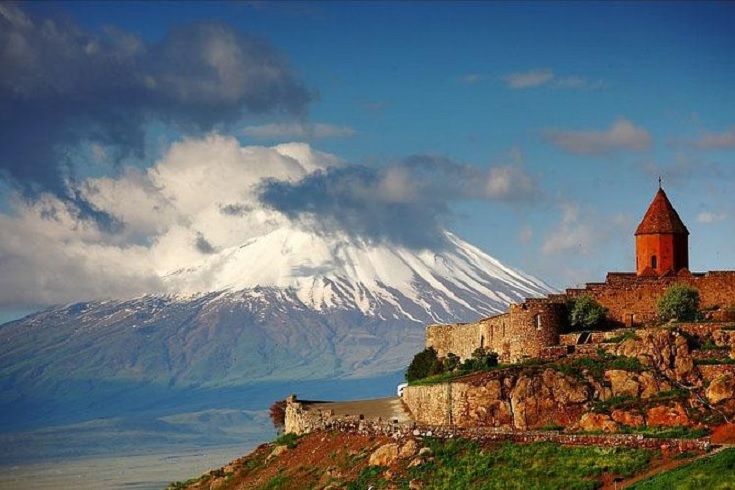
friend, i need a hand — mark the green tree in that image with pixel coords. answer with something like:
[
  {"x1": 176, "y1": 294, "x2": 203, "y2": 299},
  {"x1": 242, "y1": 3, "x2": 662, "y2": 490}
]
[
  {"x1": 567, "y1": 295, "x2": 606, "y2": 330},
  {"x1": 405, "y1": 347, "x2": 443, "y2": 382},
  {"x1": 657, "y1": 284, "x2": 700, "y2": 322}
]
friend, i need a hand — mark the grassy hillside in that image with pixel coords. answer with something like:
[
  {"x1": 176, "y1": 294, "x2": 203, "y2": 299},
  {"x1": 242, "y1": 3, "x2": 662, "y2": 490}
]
[
  {"x1": 629, "y1": 448, "x2": 735, "y2": 490},
  {"x1": 168, "y1": 432, "x2": 673, "y2": 490}
]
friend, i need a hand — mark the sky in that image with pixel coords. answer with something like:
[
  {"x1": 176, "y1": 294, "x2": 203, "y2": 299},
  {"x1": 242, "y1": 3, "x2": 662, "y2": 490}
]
[{"x1": 1, "y1": 1, "x2": 734, "y2": 323}]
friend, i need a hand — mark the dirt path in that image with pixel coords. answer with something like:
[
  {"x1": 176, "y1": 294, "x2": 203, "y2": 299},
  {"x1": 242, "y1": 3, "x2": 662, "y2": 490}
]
[{"x1": 305, "y1": 397, "x2": 413, "y2": 423}]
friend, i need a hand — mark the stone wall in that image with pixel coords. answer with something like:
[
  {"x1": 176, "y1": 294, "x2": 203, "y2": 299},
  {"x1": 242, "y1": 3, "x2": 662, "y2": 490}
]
[
  {"x1": 283, "y1": 396, "x2": 712, "y2": 454},
  {"x1": 426, "y1": 299, "x2": 566, "y2": 364},
  {"x1": 567, "y1": 271, "x2": 735, "y2": 327}
]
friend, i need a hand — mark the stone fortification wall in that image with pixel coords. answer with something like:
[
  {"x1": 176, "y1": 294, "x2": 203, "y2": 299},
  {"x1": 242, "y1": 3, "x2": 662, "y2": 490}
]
[
  {"x1": 283, "y1": 395, "x2": 711, "y2": 453},
  {"x1": 567, "y1": 271, "x2": 735, "y2": 327},
  {"x1": 426, "y1": 300, "x2": 566, "y2": 364}
]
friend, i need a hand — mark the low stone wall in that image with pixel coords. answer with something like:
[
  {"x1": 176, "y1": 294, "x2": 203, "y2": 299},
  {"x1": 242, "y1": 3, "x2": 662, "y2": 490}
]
[{"x1": 288, "y1": 412, "x2": 712, "y2": 454}]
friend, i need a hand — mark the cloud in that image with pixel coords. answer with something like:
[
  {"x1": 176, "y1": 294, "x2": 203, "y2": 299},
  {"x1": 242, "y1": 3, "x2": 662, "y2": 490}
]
[
  {"x1": 258, "y1": 154, "x2": 537, "y2": 249},
  {"x1": 0, "y1": 136, "x2": 335, "y2": 307},
  {"x1": 0, "y1": 3, "x2": 313, "y2": 202},
  {"x1": 0, "y1": 135, "x2": 537, "y2": 307},
  {"x1": 544, "y1": 118, "x2": 652, "y2": 155},
  {"x1": 502, "y1": 69, "x2": 605, "y2": 90},
  {"x1": 678, "y1": 127, "x2": 735, "y2": 150},
  {"x1": 697, "y1": 211, "x2": 726, "y2": 224},
  {"x1": 503, "y1": 69, "x2": 554, "y2": 89},
  {"x1": 243, "y1": 122, "x2": 356, "y2": 139},
  {"x1": 460, "y1": 73, "x2": 489, "y2": 84}
]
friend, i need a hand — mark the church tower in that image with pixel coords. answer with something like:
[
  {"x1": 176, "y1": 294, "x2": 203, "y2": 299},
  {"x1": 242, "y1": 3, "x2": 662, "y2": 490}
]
[{"x1": 635, "y1": 185, "x2": 689, "y2": 276}]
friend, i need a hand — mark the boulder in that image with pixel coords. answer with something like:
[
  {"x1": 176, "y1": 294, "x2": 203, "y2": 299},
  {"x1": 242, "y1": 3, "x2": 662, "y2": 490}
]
[
  {"x1": 399, "y1": 439, "x2": 419, "y2": 458},
  {"x1": 369, "y1": 443, "x2": 399, "y2": 467},
  {"x1": 611, "y1": 409, "x2": 645, "y2": 428},
  {"x1": 578, "y1": 412, "x2": 619, "y2": 433},
  {"x1": 646, "y1": 403, "x2": 691, "y2": 427},
  {"x1": 605, "y1": 370, "x2": 640, "y2": 398},
  {"x1": 706, "y1": 375, "x2": 735, "y2": 404}
]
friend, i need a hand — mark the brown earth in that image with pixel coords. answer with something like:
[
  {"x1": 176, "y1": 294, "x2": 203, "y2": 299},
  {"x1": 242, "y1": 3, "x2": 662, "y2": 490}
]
[{"x1": 172, "y1": 431, "x2": 717, "y2": 490}]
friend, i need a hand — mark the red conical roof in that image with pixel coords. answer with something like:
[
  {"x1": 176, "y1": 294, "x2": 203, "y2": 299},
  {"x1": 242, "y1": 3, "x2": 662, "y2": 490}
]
[{"x1": 635, "y1": 188, "x2": 689, "y2": 235}]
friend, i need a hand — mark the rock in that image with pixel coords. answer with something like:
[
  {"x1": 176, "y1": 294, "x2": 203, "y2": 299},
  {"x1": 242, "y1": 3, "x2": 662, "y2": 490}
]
[
  {"x1": 605, "y1": 370, "x2": 640, "y2": 398},
  {"x1": 611, "y1": 409, "x2": 645, "y2": 428},
  {"x1": 706, "y1": 375, "x2": 735, "y2": 404},
  {"x1": 209, "y1": 478, "x2": 225, "y2": 490},
  {"x1": 646, "y1": 403, "x2": 691, "y2": 427},
  {"x1": 409, "y1": 479, "x2": 425, "y2": 490},
  {"x1": 417, "y1": 447, "x2": 433, "y2": 457},
  {"x1": 399, "y1": 439, "x2": 419, "y2": 458},
  {"x1": 638, "y1": 371, "x2": 671, "y2": 399},
  {"x1": 408, "y1": 457, "x2": 424, "y2": 468},
  {"x1": 578, "y1": 412, "x2": 619, "y2": 433},
  {"x1": 510, "y1": 369, "x2": 590, "y2": 430},
  {"x1": 369, "y1": 443, "x2": 399, "y2": 466},
  {"x1": 268, "y1": 445, "x2": 288, "y2": 459}
]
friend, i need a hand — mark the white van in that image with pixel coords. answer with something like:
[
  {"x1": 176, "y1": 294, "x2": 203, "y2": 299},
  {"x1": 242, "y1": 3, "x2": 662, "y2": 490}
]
[{"x1": 396, "y1": 382, "x2": 408, "y2": 397}]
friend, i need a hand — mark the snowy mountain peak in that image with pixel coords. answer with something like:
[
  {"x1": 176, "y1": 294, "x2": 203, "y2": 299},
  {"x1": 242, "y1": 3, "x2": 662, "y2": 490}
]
[{"x1": 164, "y1": 227, "x2": 553, "y2": 321}]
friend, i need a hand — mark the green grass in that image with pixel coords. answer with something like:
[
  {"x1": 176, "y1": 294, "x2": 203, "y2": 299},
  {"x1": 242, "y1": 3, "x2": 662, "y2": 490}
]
[
  {"x1": 389, "y1": 439, "x2": 654, "y2": 490},
  {"x1": 274, "y1": 432, "x2": 300, "y2": 449},
  {"x1": 629, "y1": 448, "x2": 735, "y2": 489},
  {"x1": 694, "y1": 358, "x2": 735, "y2": 366},
  {"x1": 345, "y1": 465, "x2": 389, "y2": 490},
  {"x1": 257, "y1": 471, "x2": 292, "y2": 490}
]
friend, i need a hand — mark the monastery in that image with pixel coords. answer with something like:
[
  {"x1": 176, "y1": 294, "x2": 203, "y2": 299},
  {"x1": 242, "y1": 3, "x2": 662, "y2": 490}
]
[{"x1": 427, "y1": 186, "x2": 735, "y2": 364}]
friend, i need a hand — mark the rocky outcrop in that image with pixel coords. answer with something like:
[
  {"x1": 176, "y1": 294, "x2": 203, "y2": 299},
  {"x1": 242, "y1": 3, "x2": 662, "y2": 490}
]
[
  {"x1": 612, "y1": 329, "x2": 696, "y2": 381},
  {"x1": 706, "y1": 375, "x2": 735, "y2": 404},
  {"x1": 402, "y1": 327, "x2": 735, "y2": 432}
]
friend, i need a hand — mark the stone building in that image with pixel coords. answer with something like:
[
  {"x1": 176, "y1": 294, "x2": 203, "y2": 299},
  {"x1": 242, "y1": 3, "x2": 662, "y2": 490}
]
[{"x1": 427, "y1": 186, "x2": 735, "y2": 364}]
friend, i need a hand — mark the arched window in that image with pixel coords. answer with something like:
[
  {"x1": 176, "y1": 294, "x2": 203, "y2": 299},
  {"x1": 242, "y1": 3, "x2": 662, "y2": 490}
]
[{"x1": 651, "y1": 255, "x2": 657, "y2": 269}]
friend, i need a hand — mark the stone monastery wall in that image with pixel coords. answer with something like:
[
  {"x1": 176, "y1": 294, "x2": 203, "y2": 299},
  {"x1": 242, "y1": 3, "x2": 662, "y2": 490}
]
[
  {"x1": 566, "y1": 271, "x2": 735, "y2": 327},
  {"x1": 427, "y1": 299, "x2": 566, "y2": 363},
  {"x1": 427, "y1": 271, "x2": 735, "y2": 363}
]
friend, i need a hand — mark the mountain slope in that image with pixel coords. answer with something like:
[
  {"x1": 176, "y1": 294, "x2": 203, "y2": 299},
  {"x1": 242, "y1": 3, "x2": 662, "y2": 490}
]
[{"x1": 1, "y1": 229, "x2": 552, "y2": 393}]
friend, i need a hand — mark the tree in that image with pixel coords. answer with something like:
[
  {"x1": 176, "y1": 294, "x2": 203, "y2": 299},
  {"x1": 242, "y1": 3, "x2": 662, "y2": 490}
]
[
  {"x1": 405, "y1": 347, "x2": 443, "y2": 382},
  {"x1": 657, "y1": 284, "x2": 700, "y2": 322},
  {"x1": 567, "y1": 295, "x2": 606, "y2": 330},
  {"x1": 461, "y1": 347, "x2": 499, "y2": 371},
  {"x1": 269, "y1": 399, "x2": 287, "y2": 432}
]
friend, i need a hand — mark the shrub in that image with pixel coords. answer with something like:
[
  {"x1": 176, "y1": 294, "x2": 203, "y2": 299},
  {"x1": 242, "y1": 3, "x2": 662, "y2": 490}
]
[
  {"x1": 443, "y1": 352, "x2": 461, "y2": 372},
  {"x1": 460, "y1": 347, "x2": 499, "y2": 371},
  {"x1": 406, "y1": 347, "x2": 444, "y2": 382},
  {"x1": 656, "y1": 284, "x2": 700, "y2": 322},
  {"x1": 567, "y1": 295, "x2": 606, "y2": 330},
  {"x1": 269, "y1": 399, "x2": 287, "y2": 431}
]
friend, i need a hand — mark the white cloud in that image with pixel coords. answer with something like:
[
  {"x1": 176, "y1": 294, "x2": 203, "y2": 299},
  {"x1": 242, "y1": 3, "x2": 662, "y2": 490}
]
[
  {"x1": 681, "y1": 127, "x2": 735, "y2": 150},
  {"x1": 697, "y1": 211, "x2": 726, "y2": 224},
  {"x1": 243, "y1": 122, "x2": 356, "y2": 139},
  {"x1": 460, "y1": 73, "x2": 488, "y2": 84},
  {"x1": 502, "y1": 69, "x2": 604, "y2": 90},
  {"x1": 0, "y1": 135, "x2": 340, "y2": 307},
  {"x1": 544, "y1": 117, "x2": 652, "y2": 155},
  {"x1": 503, "y1": 69, "x2": 554, "y2": 89}
]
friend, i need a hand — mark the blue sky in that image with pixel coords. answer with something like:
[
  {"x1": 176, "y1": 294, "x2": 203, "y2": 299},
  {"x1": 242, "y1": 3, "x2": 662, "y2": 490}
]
[{"x1": 1, "y1": 1, "x2": 734, "y2": 322}]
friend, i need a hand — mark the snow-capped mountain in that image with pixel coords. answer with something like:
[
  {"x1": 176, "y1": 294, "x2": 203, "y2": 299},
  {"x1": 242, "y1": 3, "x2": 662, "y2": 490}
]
[
  {"x1": 0, "y1": 225, "x2": 554, "y2": 462},
  {"x1": 0, "y1": 227, "x2": 553, "y2": 397},
  {"x1": 164, "y1": 227, "x2": 550, "y2": 322}
]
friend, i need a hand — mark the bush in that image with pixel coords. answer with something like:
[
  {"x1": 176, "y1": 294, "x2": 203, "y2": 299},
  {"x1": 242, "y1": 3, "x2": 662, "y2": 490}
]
[
  {"x1": 656, "y1": 284, "x2": 700, "y2": 322},
  {"x1": 460, "y1": 347, "x2": 499, "y2": 371},
  {"x1": 269, "y1": 399, "x2": 287, "y2": 431},
  {"x1": 567, "y1": 295, "x2": 606, "y2": 330},
  {"x1": 405, "y1": 347, "x2": 443, "y2": 382}
]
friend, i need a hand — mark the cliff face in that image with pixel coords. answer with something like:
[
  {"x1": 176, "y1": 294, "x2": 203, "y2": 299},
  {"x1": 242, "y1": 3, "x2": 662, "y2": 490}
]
[{"x1": 403, "y1": 327, "x2": 735, "y2": 432}]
